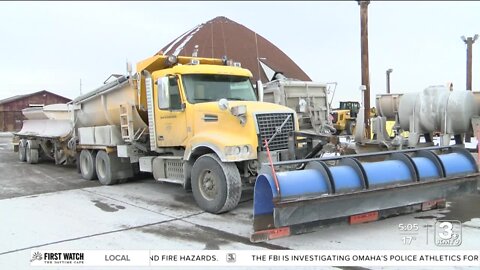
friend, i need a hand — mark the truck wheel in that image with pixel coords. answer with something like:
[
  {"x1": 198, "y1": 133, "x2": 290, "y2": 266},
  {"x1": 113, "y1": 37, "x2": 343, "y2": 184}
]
[
  {"x1": 19, "y1": 139, "x2": 27, "y2": 162},
  {"x1": 26, "y1": 141, "x2": 39, "y2": 164},
  {"x1": 191, "y1": 153, "x2": 241, "y2": 213},
  {"x1": 80, "y1": 150, "x2": 97, "y2": 180},
  {"x1": 346, "y1": 120, "x2": 356, "y2": 135},
  {"x1": 95, "y1": 150, "x2": 119, "y2": 185}
]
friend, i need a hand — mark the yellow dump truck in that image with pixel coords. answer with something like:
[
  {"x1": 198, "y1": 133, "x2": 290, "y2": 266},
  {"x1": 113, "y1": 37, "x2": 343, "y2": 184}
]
[{"x1": 15, "y1": 54, "x2": 297, "y2": 214}]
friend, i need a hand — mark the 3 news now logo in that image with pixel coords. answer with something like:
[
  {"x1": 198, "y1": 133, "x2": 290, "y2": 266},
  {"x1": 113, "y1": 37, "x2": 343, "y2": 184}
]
[
  {"x1": 30, "y1": 251, "x2": 85, "y2": 265},
  {"x1": 435, "y1": 220, "x2": 462, "y2": 247}
]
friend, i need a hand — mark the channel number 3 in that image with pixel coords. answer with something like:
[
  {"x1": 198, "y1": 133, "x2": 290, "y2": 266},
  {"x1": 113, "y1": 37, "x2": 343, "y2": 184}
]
[{"x1": 438, "y1": 221, "x2": 453, "y2": 240}]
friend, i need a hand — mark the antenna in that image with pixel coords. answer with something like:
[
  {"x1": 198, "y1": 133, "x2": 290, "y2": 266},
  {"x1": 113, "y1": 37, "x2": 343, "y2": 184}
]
[
  {"x1": 79, "y1": 79, "x2": 82, "y2": 95},
  {"x1": 254, "y1": 33, "x2": 261, "y2": 81},
  {"x1": 126, "y1": 60, "x2": 132, "y2": 77}
]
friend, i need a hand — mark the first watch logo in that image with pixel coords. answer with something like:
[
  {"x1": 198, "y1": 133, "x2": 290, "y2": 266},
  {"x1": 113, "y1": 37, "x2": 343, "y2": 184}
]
[
  {"x1": 30, "y1": 251, "x2": 43, "y2": 262},
  {"x1": 31, "y1": 251, "x2": 85, "y2": 265}
]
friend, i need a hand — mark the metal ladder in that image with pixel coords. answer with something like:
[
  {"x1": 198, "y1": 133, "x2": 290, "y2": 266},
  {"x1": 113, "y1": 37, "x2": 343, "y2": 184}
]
[{"x1": 120, "y1": 104, "x2": 134, "y2": 142}]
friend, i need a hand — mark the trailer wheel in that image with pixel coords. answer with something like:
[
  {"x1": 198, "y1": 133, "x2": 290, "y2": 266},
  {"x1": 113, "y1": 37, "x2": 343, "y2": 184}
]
[
  {"x1": 26, "y1": 148, "x2": 39, "y2": 164},
  {"x1": 26, "y1": 140, "x2": 39, "y2": 164},
  {"x1": 95, "y1": 150, "x2": 119, "y2": 185},
  {"x1": 19, "y1": 139, "x2": 27, "y2": 162},
  {"x1": 79, "y1": 150, "x2": 97, "y2": 180},
  {"x1": 191, "y1": 153, "x2": 241, "y2": 213}
]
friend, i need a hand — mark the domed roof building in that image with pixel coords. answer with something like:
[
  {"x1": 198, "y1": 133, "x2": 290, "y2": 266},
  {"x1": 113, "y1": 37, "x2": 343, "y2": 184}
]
[{"x1": 158, "y1": 16, "x2": 311, "y2": 83}]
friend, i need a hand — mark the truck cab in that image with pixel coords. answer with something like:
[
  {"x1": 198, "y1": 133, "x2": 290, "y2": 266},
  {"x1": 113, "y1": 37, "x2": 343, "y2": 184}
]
[{"x1": 135, "y1": 55, "x2": 297, "y2": 213}]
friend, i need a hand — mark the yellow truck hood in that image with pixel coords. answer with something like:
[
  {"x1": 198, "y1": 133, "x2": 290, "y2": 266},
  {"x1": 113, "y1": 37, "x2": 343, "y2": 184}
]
[{"x1": 192, "y1": 100, "x2": 295, "y2": 115}]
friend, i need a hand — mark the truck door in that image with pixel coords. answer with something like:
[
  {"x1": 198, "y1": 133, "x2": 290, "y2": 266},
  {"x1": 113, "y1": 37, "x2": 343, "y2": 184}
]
[{"x1": 154, "y1": 76, "x2": 188, "y2": 147}]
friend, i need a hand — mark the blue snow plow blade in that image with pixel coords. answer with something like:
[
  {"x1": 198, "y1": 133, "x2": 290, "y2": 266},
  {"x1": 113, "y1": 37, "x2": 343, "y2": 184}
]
[{"x1": 252, "y1": 146, "x2": 479, "y2": 241}]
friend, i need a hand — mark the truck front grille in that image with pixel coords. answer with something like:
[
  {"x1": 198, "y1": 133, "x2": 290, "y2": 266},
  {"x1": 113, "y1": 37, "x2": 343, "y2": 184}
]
[{"x1": 256, "y1": 113, "x2": 294, "y2": 151}]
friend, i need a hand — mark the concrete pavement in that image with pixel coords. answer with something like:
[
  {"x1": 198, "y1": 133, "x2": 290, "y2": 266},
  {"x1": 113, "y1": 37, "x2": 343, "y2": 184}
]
[{"x1": 0, "y1": 134, "x2": 479, "y2": 270}]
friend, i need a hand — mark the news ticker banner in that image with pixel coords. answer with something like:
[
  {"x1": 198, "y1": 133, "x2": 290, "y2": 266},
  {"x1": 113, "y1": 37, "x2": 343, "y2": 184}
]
[{"x1": 30, "y1": 250, "x2": 480, "y2": 267}]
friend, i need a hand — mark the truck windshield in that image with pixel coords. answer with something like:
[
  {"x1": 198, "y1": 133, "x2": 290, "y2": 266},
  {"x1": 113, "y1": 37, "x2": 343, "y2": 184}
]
[{"x1": 182, "y1": 74, "x2": 257, "y2": 104}]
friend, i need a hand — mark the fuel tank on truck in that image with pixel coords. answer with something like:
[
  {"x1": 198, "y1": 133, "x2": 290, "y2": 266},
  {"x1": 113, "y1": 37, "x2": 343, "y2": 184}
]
[
  {"x1": 398, "y1": 86, "x2": 475, "y2": 134},
  {"x1": 72, "y1": 76, "x2": 148, "y2": 130}
]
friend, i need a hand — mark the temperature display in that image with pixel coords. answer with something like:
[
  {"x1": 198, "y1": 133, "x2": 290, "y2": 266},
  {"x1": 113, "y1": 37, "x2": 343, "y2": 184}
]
[{"x1": 398, "y1": 223, "x2": 420, "y2": 245}]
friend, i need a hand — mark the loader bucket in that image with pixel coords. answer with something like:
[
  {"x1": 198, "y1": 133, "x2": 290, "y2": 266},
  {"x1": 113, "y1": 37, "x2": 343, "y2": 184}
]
[{"x1": 252, "y1": 146, "x2": 479, "y2": 242}]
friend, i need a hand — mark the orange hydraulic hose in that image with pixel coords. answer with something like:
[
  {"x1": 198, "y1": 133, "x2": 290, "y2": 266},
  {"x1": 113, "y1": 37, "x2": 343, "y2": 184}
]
[{"x1": 264, "y1": 139, "x2": 281, "y2": 197}]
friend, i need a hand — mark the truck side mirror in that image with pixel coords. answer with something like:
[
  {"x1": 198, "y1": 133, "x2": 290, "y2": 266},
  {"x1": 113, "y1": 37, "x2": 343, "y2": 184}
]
[
  {"x1": 158, "y1": 77, "x2": 170, "y2": 110},
  {"x1": 256, "y1": 80, "x2": 264, "y2": 102}
]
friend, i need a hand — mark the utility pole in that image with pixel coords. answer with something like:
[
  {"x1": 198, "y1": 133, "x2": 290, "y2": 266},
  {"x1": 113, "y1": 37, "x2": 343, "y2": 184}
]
[
  {"x1": 461, "y1": 35, "x2": 478, "y2": 143},
  {"x1": 386, "y1": 68, "x2": 393, "y2": 94},
  {"x1": 461, "y1": 35, "x2": 478, "y2": 91},
  {"x1": 358, "y1": 0, "x2": 371, "y2": 138},
  {"x1": 80, "y1": 79, "x2": 83, "y2": 95}
]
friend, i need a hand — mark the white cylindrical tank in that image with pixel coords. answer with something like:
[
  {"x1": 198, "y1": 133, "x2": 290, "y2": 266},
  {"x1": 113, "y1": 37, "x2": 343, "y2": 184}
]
[
  {"x1": 397, "y1": 93, "x2": 418, "y2": 131},
  {"x1": 72, "y1": 77, "x2": 148, "y2": 130},
  {"x1": 472, "y1": 91, "x2": 480, "y2": 116},
  {"x1": 444, "y1": 90, "x2": 475, "y2": 133},
  {"x1": 398, "y1": 85, "x2": 474, "y2": 134},
  {"x1": 376, "y1": 94, "x2": 403, "y2": 120}
]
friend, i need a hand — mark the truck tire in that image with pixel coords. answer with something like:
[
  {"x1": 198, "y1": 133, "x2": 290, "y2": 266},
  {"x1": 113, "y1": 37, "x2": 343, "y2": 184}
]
[
  {"x1": 26, "y1": 140, "x2": 39, "y2": 164},
  {"x1": 80, "y1": 150, "x2": 97, "y2": 180},
  {"x1": 26, "y1": 148, "x2": 39, "y2": 164},
  {"x1": 95, "y1": 150, "x2": 119, "y2": 185},
  {"x1": 19, "y1": 139, "x2": 27, "y2": 162},
  {"x1": 191, "y1": 153, "x2": 241, "y2": 213}
]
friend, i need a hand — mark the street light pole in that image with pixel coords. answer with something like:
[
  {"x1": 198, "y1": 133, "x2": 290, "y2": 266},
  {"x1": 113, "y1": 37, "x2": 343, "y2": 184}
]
[
  {"x1": 358, "y1": 0, "x2": 371, "y2": 138},
  {"x1": 386, "y1": 68, "x2": 393, "y2": 94},
  {"x1": 461, "y1": 34, "x2": 478, "y2": 91}
]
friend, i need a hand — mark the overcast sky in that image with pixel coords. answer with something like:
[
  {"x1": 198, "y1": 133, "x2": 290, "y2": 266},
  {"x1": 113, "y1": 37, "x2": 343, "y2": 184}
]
[{"x1": 0, "y1": 1, "x2": 479, "y2": 106}]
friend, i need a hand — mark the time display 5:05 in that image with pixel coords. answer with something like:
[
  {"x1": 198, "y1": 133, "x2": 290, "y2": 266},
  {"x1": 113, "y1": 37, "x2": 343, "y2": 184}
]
[{"x1": 398, "y1": 224, "x2": 419, "y2": 231}]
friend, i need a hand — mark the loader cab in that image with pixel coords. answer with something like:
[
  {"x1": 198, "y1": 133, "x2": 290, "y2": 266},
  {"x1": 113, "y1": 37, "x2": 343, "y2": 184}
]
[{"x1": 339, "y1": 101, "x2": 360, "y2": 118}]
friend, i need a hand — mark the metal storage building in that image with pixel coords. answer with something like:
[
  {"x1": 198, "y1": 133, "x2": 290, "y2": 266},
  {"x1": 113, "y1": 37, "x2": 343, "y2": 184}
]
[{"x1": 159, "y1": 16, "x2": 311, "y2": 83}]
